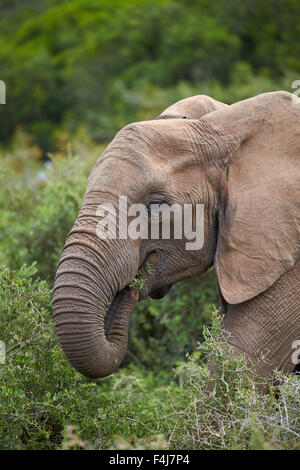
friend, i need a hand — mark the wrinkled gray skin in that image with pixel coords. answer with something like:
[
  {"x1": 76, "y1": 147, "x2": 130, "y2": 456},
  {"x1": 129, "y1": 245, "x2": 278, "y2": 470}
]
[{"x1": 53, "y1": 92, "x2": 300, "y2": 379}]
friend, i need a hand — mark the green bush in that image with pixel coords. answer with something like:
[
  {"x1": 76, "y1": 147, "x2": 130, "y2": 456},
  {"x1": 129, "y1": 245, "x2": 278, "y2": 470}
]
[
  {"x1": 171, "y1": 313, "x2": 300, "y2": 450},
  {"x1": 1, "y1": 0, "x2": 300, "y2": 148}
]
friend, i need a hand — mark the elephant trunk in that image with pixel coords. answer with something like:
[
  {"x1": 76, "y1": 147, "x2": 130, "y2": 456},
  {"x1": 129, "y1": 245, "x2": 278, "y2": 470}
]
[{"x1": 52, "y1": 203, "x2": 139, "y2": 378}]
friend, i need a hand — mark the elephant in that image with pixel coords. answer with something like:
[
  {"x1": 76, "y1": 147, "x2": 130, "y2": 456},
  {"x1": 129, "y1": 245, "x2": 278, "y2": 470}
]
[{"x1": 53, "y1": 91, "x2": 300, "y2": 379}]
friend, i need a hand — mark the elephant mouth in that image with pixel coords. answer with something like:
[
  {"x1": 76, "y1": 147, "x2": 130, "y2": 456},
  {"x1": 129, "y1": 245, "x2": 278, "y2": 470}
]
[
  {"x1": 135, "y1": 251, "x2": 172, "y2": 301},
  {"x1": 104, "y1": 252, "x2": 171, "y2": 335}
]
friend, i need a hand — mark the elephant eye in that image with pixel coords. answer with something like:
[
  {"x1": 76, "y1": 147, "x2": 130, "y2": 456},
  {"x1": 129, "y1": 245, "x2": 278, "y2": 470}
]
[{"x1": 147, "y1": 200, "x2": 165, "y2": 214}]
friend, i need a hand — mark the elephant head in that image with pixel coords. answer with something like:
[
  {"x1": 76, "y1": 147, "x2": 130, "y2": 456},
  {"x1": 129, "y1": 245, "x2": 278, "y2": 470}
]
[{"x1": 53, "y1": 91, "x2": 300, "y2": 378}]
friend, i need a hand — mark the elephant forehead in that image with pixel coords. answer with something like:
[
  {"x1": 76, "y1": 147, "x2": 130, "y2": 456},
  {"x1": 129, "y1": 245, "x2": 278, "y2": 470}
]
[
  {"x1": 86, "y1": 150, "x2": 170, "y2": 200},
  {"x1": 122, "y1": 120, "x2": 196, "y2": 159},
  {"x1": 86, "y1": 120, "x2": 199, "y2": 195}
]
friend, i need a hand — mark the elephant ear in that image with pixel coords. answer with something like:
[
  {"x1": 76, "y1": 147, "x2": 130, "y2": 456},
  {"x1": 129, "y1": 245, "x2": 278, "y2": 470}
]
[
  {"x1": 158, "y1": 95, "x2": 227, "y2": 119},
  {"x1": 213, "y1": 91, "x2": 300, "y2": 304}
]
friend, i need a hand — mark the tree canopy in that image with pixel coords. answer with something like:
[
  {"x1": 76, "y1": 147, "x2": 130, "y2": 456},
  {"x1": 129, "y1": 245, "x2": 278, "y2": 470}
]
[{"x1": 1, "y1": 0, "x2": 300, "y2": 151}]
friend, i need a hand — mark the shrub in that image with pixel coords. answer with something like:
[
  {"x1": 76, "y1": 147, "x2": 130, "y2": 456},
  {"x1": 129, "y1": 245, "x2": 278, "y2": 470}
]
[
  {"x1": 169, "y1": 313, "x2": 300, "y2": 450},
  {"x1": 0, "y1": 266, "x2": 298, "y2": 450}
]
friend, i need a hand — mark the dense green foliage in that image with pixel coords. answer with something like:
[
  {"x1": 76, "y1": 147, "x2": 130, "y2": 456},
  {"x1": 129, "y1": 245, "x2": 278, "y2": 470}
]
[
  {"x1": 0, "y1": 261, "x2": 298, "y2": 449},
  {"x1": 1, "y1": 0, "x2": 300, "y2": 150}
]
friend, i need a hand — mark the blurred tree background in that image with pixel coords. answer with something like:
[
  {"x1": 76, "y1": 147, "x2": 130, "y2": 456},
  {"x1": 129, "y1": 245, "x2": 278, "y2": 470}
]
[
  {"x1": 0, "y1": 0, "x2": 299, "y2": 450},
  {"x1": 0, "y1": 0, "x2": 299, "y2": 151}
]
